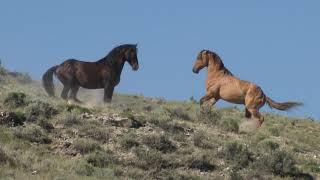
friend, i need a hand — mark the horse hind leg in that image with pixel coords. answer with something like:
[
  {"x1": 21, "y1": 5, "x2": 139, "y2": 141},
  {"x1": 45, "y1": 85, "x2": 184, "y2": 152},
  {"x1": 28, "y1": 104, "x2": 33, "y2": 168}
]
[
  {"x1": 61, "y1": 85, "x2": 71, "y2": 100},
  {"x1": 55, "y1": 70, "x2": 73, "y2": 101},
  {"x1": 244, "y1": 86, "x2": 266, "y2": 126},
  {"x1": 247, "y1": 108, "x2": 264, "y2": 127},
  {"x1": 70, "y1": 85, "x2": 82, "y2": 103}
]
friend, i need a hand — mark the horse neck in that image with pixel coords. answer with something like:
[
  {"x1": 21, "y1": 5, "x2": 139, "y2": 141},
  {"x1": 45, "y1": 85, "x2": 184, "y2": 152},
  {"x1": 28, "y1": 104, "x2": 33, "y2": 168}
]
[
  {"x1": 207, "y1": 59, "x2": 233, "y2": 78},
  {"x1": 207, "y1": 61, "x2": 224, "y2": 78},
  {"x1": 99, "y1": 51, "x2": 126, "y2": 75}
]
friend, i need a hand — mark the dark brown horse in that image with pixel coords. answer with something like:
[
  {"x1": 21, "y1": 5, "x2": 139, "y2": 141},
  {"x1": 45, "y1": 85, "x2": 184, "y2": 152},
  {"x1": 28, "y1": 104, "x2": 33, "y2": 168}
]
[{"x1": 42, "y1": 44, "x2": 139, "y2": 103}]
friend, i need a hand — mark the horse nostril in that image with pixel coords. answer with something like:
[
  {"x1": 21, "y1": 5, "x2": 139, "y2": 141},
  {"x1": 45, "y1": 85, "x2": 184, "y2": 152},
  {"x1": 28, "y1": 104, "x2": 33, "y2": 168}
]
[{"x1": 193, "y1": 67, "x2": 198, "y2": 74}]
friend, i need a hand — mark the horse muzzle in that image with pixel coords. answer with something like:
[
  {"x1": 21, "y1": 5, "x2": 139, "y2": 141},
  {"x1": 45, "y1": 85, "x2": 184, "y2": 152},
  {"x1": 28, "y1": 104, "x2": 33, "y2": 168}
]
[
  {"x1": 192, "y1": 67, "x2": 199, "y2": 74},
  {"x1": 132, "y1": 64, "x2": 139, "y2": 71}
]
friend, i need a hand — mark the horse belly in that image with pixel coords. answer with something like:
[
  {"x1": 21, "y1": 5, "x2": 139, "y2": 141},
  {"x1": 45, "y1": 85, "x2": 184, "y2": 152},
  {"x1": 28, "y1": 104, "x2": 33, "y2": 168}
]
[
  {"x1": 219, "y1": 86, "x2": 245, "y2": 104},
  {"x1": 81, "y1": 84, "x2": 104, "y2": 89},
  {"x1": 78, "y1": 77, "x2": 105, "y2": 89},
  {"x1": 76, "y1": 71, "x2": 105, "y2": 89}
]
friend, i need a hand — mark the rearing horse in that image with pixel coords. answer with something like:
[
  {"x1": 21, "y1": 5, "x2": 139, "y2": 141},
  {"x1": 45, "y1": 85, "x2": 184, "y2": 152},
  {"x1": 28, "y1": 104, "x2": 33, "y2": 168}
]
[
  {"x1": 192, "y1": 50, "x2": 302, "y2": 126},
  {"x1": 42, "y1": 44, "x2": 139, "y2": 103}
]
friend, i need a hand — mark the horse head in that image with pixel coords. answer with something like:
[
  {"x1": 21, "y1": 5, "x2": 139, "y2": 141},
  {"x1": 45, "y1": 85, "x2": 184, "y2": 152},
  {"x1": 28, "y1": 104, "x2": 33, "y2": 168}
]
[
  {"x1": 193, "y1": 50, "x2": 231, "y2": 75},
  {"x1": 193, "y1": 50, "x2": 210, "y2": 73},
  {"x1": 124, "y1": 44, "x2": 139, "y2": 71}
]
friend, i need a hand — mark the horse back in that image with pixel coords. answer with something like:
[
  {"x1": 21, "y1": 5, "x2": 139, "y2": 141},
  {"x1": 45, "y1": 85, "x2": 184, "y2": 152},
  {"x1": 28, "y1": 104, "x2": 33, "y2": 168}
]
[{"x1": 57, "y1": 59, "x2": 108, "y2": 89}]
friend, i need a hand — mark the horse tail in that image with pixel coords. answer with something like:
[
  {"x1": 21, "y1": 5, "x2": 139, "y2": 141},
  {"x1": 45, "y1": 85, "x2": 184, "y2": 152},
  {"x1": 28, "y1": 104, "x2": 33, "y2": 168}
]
[
  {"x1": 266, "y1": 96, "x2": 302, "y2": 111},
  {"x1": 42, "y1": 65, "x2": 58, "y2": 97}
]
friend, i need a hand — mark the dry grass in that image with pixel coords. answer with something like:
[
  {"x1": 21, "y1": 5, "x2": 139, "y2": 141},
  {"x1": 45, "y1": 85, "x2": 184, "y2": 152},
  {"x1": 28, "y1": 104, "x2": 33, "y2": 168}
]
[{"x1": 0, "y1": 68, "x2": 319, "y2": 179}]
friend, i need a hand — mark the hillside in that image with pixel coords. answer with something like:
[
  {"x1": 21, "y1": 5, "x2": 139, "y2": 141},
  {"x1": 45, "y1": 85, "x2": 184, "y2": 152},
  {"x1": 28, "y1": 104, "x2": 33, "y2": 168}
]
[{"x1": 0, "y1": 66, "x2": 319, "y2": 180}]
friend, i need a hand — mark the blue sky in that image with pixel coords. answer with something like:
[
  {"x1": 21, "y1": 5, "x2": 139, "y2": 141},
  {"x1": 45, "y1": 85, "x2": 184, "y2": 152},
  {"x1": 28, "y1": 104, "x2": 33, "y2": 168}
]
[{"x1": 0, "y1": 1, "x2": 319, "y2": 119}]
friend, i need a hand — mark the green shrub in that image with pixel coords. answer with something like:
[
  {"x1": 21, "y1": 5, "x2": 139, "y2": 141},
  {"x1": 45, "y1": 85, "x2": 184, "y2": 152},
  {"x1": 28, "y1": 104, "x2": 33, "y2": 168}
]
[
  {"x1": 143, "y1": 105, "x2": 153, "y2": 112},
  {"x1": 73, "y1": 138, "x2": 101, "y2": 154},
  {"x1": 165, "y1": 107, "x2": 191, "y2": 121},
  {"x1": 252, "y1": 132, "x2": 268, "y2": 144},
  {"x1": 219, "y1": 118, "x2": 239, "y2": 133},
  {"x1": 158, "y1": 172, "x2": 201, "y2": 180},
  {"x1": 73, "y1": 160, "x2": 95, "y2": 176},
  {"x1": 230, "y1": 172, "x2": 244, "y2": 180},
  {"x1": 119, "y1": 133, "x2": 139, "y2": 150},
  {"x1": 117, "y1": 111, "x2": 144, "y2": 129},
  {"x1": 58, "y1": 112, "x2": 82, "y2": 127},
  {"x1": 13, "y1": 125, "x2": 51, "y2": 144},
  {"x1": 187, "y1": 154, "x2": 215, "y2": 172},
  {"x1": 189, "y1": 96, "x2": 198, "y2": 104},
  {"x1": 120, "y1": 111, "x2": 135, "y2": 120},
  {"x1": 149, "y1": 114, "x2": 187, "y2": 135},
  {"x1": 10, "y1": 72, "x2": 32, "y2": 84},
  {"x1": 0, "y1": 111, "x2": 26, "y2": 127},
  {"x1": 258, "y1": 139, "x2": 280, "y2": 153},
  {"x1": 142, "y1": 134, "x2": 176, "y2": 153},
  {"x1": 305, "y1": 161, "x2": 320, "y2": 173},
  {"x1": 133, "y1": 147, "x2": 169, "y2": 170},
  {"x1": 222, "y1": 141, "x2": 252, "y2": 169},
  {"x1": 4, "y1": 92, "x2": 27, "y2": 108},
  {"x1": 79, "y1": 125, "x2": 109, "y2": 143},
  {"x1": 158, "y1": 121, "x2": 186, "y2": 134},
  {"x1": 255, "y1": 150, "x2": 298, "y2": 177},
  {"x1": 125, "y1": 167, "x2": 145, "y2": 179},
  {"x1": 267, "y1": 127, "x2": 280, "y2": 137},
  {"x1": 197, "y1": 107, "x2": 222, "y2": 125},
  {"x1": 63, "y1": 104, "x2": 91, "y2": 114},
  {"x1": 37, "y1": 119, "x2": 54, "y2": 132},
  {"x1": 86, "y1": 150, "x2": 118, "y2": 168},
  {"x1": 24, "y1": 101, "x2": 58, "y2": 121},
  {"x1": 0, "y1": 60, "x2": 7, "y2": 76},
  {"x1": 0, "y1": 146, "x2": 8, "y2": 165},
  {"x1": 193, "y1": 130, "x2": 213, "y2": 149},
  {"x1": 113, "y1": 166, "x2": 124, "y2": 177}
]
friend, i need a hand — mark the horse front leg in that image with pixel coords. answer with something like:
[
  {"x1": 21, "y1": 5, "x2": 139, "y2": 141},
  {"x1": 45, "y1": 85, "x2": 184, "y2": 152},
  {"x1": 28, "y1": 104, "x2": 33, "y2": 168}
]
[
  {"x1": 200, "y1": 93, "x2": 216, "y2": 106},
  {"x1": 104, "y1": 83, "x2": 115, "y2": 103}
]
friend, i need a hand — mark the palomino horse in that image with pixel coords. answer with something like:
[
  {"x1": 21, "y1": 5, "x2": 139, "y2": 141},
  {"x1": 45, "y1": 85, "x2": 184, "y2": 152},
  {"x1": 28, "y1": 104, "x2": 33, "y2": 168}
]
[
  {"x1": 192, "y1": 50, "x2": 302, "y2": 126},
  {"x1": 42, "y1": 44, "x2": 139, "y2": 103}
]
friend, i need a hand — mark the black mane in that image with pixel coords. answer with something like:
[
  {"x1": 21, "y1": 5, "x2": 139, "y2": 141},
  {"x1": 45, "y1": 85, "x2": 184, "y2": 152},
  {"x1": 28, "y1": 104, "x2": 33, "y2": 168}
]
[
  {"x1": 99, "y1": 44, "x2": 137, "y2": 63},
  {"x1": 205, "y1": 50, "x2": 233, "y2": 76}
]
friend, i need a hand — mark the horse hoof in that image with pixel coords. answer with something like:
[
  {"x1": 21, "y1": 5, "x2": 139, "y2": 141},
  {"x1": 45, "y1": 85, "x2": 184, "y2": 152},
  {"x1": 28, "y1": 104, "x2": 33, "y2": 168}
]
[
  {"x1": 67, "y1": 99, "x2": 82, "y2": 105},
  {"x1": 67, "y1": 100, "x2": 73, "y2": 105},
  {"x1": 104, "y1": 99, "x2": 112, "y2": 103}
]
